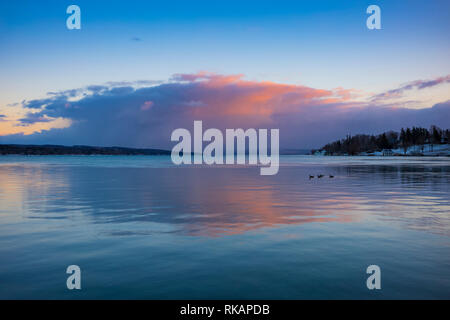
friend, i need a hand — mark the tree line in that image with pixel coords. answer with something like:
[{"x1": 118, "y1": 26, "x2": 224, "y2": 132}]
[
  {"x1": 0, "y1": 144, "x2": 171, "y2": 155},
  {"x1": 314, "y1": 125, "x2": 450, "y2": 155}
]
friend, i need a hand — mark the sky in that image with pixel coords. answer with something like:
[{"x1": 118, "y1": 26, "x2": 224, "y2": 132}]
[{"x1": 0, "y1": 0, "x2": 449, "y2": 148}]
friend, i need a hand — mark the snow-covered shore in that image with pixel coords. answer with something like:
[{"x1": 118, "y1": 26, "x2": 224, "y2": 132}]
[{"x1": 314, "y1": 144, "x2": 450, "y2": 156}]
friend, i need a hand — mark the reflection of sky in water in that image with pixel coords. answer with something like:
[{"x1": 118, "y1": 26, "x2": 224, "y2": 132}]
[{"x1": 0, "y1": 156, "x2": 449, "y2": 299}]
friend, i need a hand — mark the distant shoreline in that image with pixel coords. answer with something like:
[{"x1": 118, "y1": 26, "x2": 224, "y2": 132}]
[
  {"x1": 2, "y1": 143, "x2": 448, "y2": 157},
  {"x1": 313, "y1": 154, "x2": 450, "y2": 157},
  {"x1": 0, "y1": 144, "x2": 171, "y2": 156},
  {"x1": 311, "y1": 143, "x2": 450, "y2": 157},
  {"x1": 0, "y1": 144, "x2": 313, "y2": 156},
  {"x1": 312, "y1": 126, "x2": 450, "y2": 157}
]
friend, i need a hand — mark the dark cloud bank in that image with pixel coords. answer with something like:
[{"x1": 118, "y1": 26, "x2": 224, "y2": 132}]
[{"x1": 2, "y1": 74, "x2": 450, "y2": 149}]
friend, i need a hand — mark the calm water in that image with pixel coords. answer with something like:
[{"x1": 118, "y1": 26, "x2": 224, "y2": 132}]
[{"x1": 0, "y1": 155, "x2": 449, "y2": 299}]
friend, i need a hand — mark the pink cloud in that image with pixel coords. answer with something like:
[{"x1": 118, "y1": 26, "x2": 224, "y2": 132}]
[
  {"x1": 169, "y1": 72, "x2": 350, "y2": 118},
  {"x1": 141, "y1": 101, "x2": 154, "y2": 111},
  {"x1": 371, "y1": 74, "x2": 450, "y2": 102},
  {"x1": 2, "y1": 72, "x2": 449, "y2": 149}
]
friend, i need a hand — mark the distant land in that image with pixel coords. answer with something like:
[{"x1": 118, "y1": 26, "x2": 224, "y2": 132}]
[
  {"x1": 0, "y1": 144, "x2": 171, "y2": 155},
  {"x1": 279, "y1": 148, "x2": 310, "y2": 155},
  {"x1": 0, "y1": 144, "x2": 312, "y2": 156},
  {"x1": 312, "y1": 125, "x2": 450, "y2": 156}
]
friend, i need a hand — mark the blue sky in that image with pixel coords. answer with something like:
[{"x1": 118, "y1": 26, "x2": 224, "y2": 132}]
[
  {"x1": 1, "y1": 0, "x2": 449, "y2": 97},
  {"x1": 0, "y1": 0, "x2": 449, "y2": 147}
]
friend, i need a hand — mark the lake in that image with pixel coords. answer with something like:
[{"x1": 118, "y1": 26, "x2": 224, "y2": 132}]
[{"x1": 0, "y1": 155, "x2": 449, "y2": 299}]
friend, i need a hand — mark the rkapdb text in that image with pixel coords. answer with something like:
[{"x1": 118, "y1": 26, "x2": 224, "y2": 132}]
[{"x1": 171, "y1": 121, "x2": 279, "y2": 175}]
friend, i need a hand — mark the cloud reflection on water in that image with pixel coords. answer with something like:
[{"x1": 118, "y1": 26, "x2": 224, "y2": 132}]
[{"x1": 0, "y1": 157, "x2": 448, "y2": 237}]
